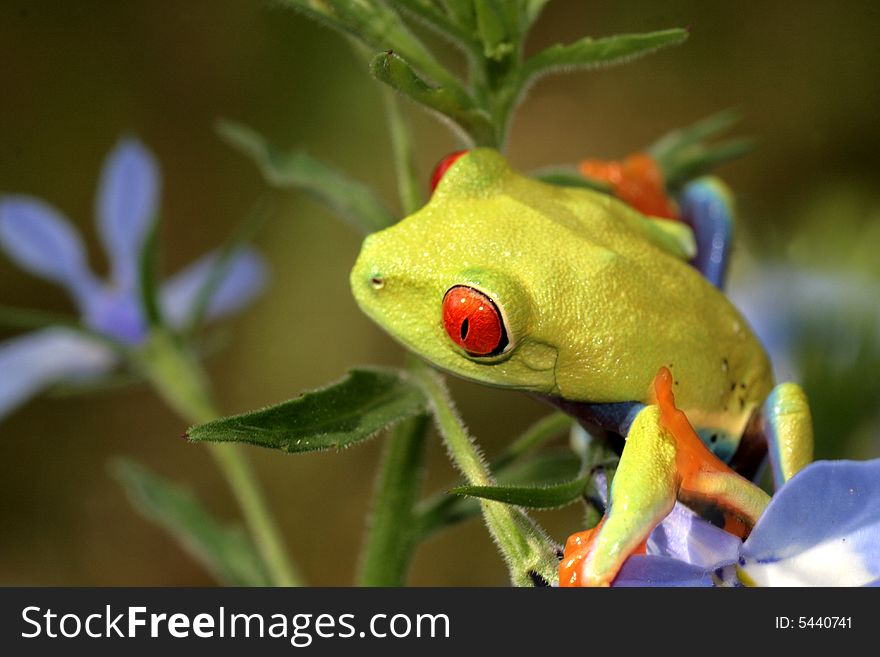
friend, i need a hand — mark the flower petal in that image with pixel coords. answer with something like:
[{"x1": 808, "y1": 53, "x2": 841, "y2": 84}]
[
  {"x1": 741, "y1": 459, "x2": 880, "y2": 586},
  {"x1": 612, "y1": 555, "x2": 714, "y2": 587},
  {"x1": 648, "y1": 502, "x2": 742, "y2": 570},
  {"x1": 160, "y1": 247, "x2": 268, "y2": 327},
  {"x1": 0, "y1": 328, "x2": 116, "y2": 421},
  {"x1": 82, "y1": 290, "x2": 148, "y2": 345},
  {"x1": 0, "y1": 196, "x2": 98, "y2": 307},
  {"x1": 96, "y1": 138, "x2": 160, "y2": 292}
]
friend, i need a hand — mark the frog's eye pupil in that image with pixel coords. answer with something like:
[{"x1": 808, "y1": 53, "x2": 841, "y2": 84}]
[{"x1": 442, "y1": 286, "x2": 508, "y2": 356}]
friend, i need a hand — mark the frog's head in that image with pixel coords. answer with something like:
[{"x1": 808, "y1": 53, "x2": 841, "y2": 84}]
[{"x1": 351, "y1": 149, "x2": 565, "y2": 394}]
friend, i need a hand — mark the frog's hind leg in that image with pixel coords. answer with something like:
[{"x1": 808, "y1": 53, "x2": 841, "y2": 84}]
[
  {"x1": 679, "y1": 177, "x2": 734, "y2": 289},
  {"x1": 559, "y1": 369, "x2": 771, "y2": 587},
  {"x1": 559, "y1": 404, "x2": 678, "y2": 586},
  {"x1": 761, "y1": 383, "x2": 814, "y2": 489}
]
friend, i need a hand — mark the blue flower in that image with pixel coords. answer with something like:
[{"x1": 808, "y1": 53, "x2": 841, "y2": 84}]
[
  {"x1": 0, "y1": 138, "x2": 268, "y2": 420},
  {"x1": 612, "y1": 459, "x2": 880, "y2": 586}
]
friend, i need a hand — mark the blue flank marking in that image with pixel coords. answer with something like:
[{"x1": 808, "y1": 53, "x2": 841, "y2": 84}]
[
  {"x1": 696, "y1": 427, "x2": 737, "y2": 462},
  {"x1": 583, "y1": 401, "x2": 645, "y2": 436}
]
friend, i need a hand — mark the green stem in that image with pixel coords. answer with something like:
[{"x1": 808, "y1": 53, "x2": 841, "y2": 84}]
[
  {"x1": 411, "y1": 362, "x2": 560, "y2": 587},
  {"x1": 355, "y1": 93, "x2": 430, "y2": 586},
  {"x1": 136, "y1": 330, "x2": 303, "y2": 587},
  {"x1": 382, "y1": 89, "x2": 424, "y2": 216},
  {"x1": 413, "y1": 411, "x2": 572, "y2": 539},
  {"x1": 357, "y1": 413, "x2": 430, "y2": 586}
]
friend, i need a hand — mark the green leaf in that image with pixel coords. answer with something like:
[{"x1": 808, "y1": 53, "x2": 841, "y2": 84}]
[
  {"x1": 186, "y1": 368, "x2": 428, "y2": 453},
  {"x1": 444, "y1": 0, "x2": 477, "y2": 31},
  {"x1": 371, "y1": 51, "x2": 497, "y2": 146},
  {"x1": 416, "y1": 451, "x2": 582, "y2": 536},
  {"x1": 523, "y1": 0, "x2": 550, "y2": 28},
  {"x1": 388, "y1": 0, "x2": 481, "y2": 53},
  {"x1": 662, "y1": 139, "x2": 755, "y2": 190},
  {"x1": 649, "y1": 109, "x2": 743, "y2": 161},
  {"x1": 218, "y1": 120, "x2": 394, "y2": 234},
  {"x1": 451, "y1": 472, "x2": 591, "y2": 509},
  {"x1": 531, "y1": 168, "x2": 614, "y2": 193},
  {"x1": 474, "y1": 0, "x2": 520, "y2": 60},
  {"x1": 112, "y1": 458, "x2": 269, "y2": 586},
  {"x1": 522, "y1": 28, "x2": 688, "y2": 84},
  {"x1": 281, "y1": 0, "x2": 466, "y2": 96},
  {"x1": 647, "y1": 110, "x2": 754, "y2": 188}
]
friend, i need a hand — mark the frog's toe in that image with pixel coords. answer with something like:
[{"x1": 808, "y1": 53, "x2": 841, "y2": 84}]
[
  {"x1": 559, "y1": 522, "x2": 604, "y2": 587},
  {"x1": 559, "y1": 519, "x2": 649, "y2": 587}
]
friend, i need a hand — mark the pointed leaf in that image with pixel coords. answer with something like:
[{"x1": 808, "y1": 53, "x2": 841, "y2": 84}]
[
  {"x1": 218, "y1": 120, "x2": 395, "y2": 233},
  {"x1": 281, "y1": 0, "x2": 465, "y2": 95},
  {"x1": 523, "y1": 0, "x2": 550, "y2": 28},
  {"x1": 451, "y1": 469, "x2": 589, "y2": 509},
  {"x1": 416, "y1": 452, "x2": 581, "y2": 537},
  {"x1": 531, "y1": 168, "x2": 613, "y2": 193},
  {"x1": 474, "y1": 0, "x2": 520, "y2": 60},
  {"x1": 371, "y1": 51, "x2": 496, "y2": 146},
  {"x1": 648, "y1": 109, "x2": 743, "y2": 162},
  {"x1": 661, "y1": 139, "x2": 755, "y2": 190},
  {"x1": 112, "y1": 458, "x2": 270, "y2": 586},
  {"x1": 522, "y1": 28, "x2": 688, "y2": 84},
  {"x1": 187, "y1": 368, "x2": 428, "y2": 453},
  {"x1": 387, "y1": 1, "x2": 481, "y2": 54},
  {"x1": 647, "y1": 110, "x2": 754, "y2": 188},
  {"x1": 444, "y1": 0, "x2": 476, "y2": 27}
]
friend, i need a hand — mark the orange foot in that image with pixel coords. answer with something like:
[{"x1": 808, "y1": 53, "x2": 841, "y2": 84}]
[
  {"x1": 579, "y1": 153, "x2": 678, "y2": 219},
  {"x1": 559, "y1": 367, "x2": 757, "y2": 587},
  {"x1": 559, "y1": 518, "x2": 648, "y2": 587}
]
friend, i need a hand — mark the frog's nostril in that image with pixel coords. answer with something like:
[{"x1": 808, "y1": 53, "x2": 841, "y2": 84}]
[{"x1": 370, "y1": 275, "x2": 385, "y2": 290}]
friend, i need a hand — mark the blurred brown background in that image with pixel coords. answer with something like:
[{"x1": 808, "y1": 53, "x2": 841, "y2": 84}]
[{"x1": 1, "y1": 0, "x2": 878, "y2": 585}]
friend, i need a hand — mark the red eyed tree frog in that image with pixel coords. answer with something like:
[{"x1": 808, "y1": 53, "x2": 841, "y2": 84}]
[{"x1": 350, "y1": 149, "x2": 814, "y2": 586}]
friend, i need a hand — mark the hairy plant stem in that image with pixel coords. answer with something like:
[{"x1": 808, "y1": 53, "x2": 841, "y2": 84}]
[
  {"x1": 413, "y1": 411, "x2": 572, "y2": 539},
  {"x1": 357, "y1": 412, "x2": 430, "y2": 585},
  {"x1": 137, "y1": 329, "x2": 303, "y2": 587},
  {"x1": 411, "y1": 362, "x2": 560, "y2": 587}
]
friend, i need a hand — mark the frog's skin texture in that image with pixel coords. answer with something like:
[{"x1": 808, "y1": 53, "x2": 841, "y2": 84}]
[{"x1": 350, "y1": 149, "x2": 814, "y2": 586}]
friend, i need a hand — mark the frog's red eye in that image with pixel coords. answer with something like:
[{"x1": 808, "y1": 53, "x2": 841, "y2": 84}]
[
  {"x1": 442, "y1": 285, "x2": 508, "y2": 356},
  {"x1": 430, "y1": 150, "x2": 469, "y2": 193}
]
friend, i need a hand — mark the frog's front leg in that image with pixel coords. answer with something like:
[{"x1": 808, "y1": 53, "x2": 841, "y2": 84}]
[
  {"x1": 762, "y1": 383, "x2": 814, "y2": 489},
  {"x1": 560, "y1": 369, "x2": 771, "y2": 587}
]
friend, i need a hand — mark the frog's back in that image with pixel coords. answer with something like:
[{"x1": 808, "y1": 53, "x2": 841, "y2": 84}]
[{"x1": 514, "y1": 179, "x2": 774, "y2": 436}]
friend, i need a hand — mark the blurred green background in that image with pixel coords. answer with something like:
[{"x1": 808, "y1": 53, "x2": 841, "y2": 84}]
[{"x1": 1, "y1": 0, "x2": 878, "y2": 585}]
